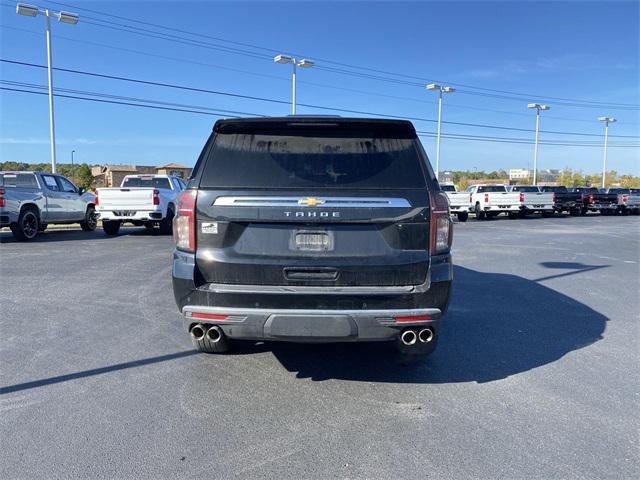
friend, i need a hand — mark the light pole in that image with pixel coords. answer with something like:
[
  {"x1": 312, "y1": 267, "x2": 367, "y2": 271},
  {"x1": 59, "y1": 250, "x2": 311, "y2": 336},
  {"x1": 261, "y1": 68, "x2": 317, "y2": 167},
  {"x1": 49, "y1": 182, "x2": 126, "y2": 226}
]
[
  {"x1": 527, "y1": 103, "x2": 550, "y2": 185},
  {"x1": 71, "y1": 149, "x2": 75, "y2": 170},
  {"x1": 274, "y1": 55, "x2": 314, "y2": 115},
  {"x1": 16, "y1": 3, "x2": 79, "y2": 174},
  {"x1": 598, "y1": 117, "x2": 616, "y2": 189},
  {"x1": 426, "y1": 83, "x2": 455, "y2": 181}
]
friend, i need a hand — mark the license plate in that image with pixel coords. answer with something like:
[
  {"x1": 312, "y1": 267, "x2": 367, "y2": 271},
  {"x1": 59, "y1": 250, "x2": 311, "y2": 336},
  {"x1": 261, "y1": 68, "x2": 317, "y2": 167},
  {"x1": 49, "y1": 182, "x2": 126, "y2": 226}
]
[
  {"x1": 293, "y1": 231, "x2": 332, "y2": 251},
  {"x1": 534, "y1": 204, "x2": 542, "y2": 208},
  {"x1": 114, "y1": 211, "x2": 136, "y2": 217}
]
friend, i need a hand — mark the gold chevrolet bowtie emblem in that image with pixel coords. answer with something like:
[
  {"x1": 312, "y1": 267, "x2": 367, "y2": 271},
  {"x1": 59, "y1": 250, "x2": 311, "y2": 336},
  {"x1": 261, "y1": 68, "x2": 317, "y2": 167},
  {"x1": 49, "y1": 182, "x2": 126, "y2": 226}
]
[{"x1": 298, "y1": 197, "x2": 325, "y2": 207}]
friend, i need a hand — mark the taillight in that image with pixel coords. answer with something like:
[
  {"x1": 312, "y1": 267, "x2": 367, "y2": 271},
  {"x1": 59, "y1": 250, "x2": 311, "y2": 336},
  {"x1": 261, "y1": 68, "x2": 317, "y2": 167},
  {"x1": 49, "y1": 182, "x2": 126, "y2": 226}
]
[
  {"x1": 552, "y1": 193, "x2": 556, "y2": 203},
  {"x1": 484, "y1": 193, "x2": 489, "y2": 203},
  {"x1": 588, "y1": 194, "x2": 594, "y2": 204},
  {"x1": 174, "y1": 190, "x2": 197, "y2": 252},
  {"x1": 153, "y1": 189, "x2": 160, "y2": 206},
  {"x1": 0, "y1": 188, "x2": 5, "y2": 208},
  {"x1": 394, "y1": 314, "x2": 432, "y2": 323},
  {"x1": 430, "y1": 191, "x2": 452, "y2": 255},
  {"x1": 94, "y1": 189, "x2": 99, "y2": 206},
  {"x1": 579, "y1": 194, "x2": 584, "y2": 202},
  {"x1": 519, "y1": 192, "x2": 525, "y2": 203},
  {"x1": 469, "y1": 193, "x2": 472, "y2": 203},
  {"x1": 622, "y1": 194, "x2": 629, "y2": 204}
]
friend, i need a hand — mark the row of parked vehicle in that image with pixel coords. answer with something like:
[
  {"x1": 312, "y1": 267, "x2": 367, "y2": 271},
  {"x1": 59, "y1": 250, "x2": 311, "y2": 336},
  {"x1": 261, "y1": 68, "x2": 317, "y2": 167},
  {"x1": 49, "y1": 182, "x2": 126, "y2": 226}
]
[
  {"x1": 442, "y1": 184, "x2": 640, "y2": 221},
  {"x1": 0, "y1": 171, "x2": 184, "y2": 240},
  {"x1": 1, "y1": 170, "x2": 639, "y2": 241}
]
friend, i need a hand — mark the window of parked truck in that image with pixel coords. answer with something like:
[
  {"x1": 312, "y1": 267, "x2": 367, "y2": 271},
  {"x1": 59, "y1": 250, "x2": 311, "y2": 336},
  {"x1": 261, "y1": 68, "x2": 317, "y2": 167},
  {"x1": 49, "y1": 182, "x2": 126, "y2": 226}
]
[
  {"x1": 440, "y1": 185, "x2": 456, "y2": 192},
  {"x1": 122, "y1": 177, "x2": 171, "y2": 189},
  {"x1": 201, "y1": 134, "x2": 426, "y2": 189},
  {"x1": 41, "y1": 174, "x2": 60, "y2": 191},
  {"x1": 477, "y1": 186, "x2": 506, "y2": 193},
  {"x1": 58, "y1": 176, "x2": 77, "y2": 193},
  {"x1": 511, "y1": 186, "x2": 539, "y2": 192},
  {"x1": 0, "y1": 173, "x2": 38, "y2": 188}
]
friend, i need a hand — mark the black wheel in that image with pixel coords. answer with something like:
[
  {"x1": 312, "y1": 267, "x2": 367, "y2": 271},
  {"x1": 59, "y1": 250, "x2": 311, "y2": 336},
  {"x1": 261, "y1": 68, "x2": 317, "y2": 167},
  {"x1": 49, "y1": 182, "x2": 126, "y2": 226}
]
[
  {"x1": 581, "y1": 208, "x2": 588, "y2": 216},
  {"x1": 80, "y1": 206, "x2": 97, "y2": 231},
  {"x1": 542, "y1": 211, "x2": 554, "y2": 218},
  {"x1": 475, "y1": 203, "x2": 486, "y2": 220},
  {"x1": 190, "y1": 325, "x2": 232, "y2": 354},
  {"x1": 159, "y1": 208, "x2": 174, "y2": 235},
  {"x1": 569, "y1": 208, "x2": 581, "y2": 216},
  {"x1": 10, "y1": 208, "x2": 39, "y2": 241},
  {"x1": 486, "y1": 212, "x2": 498, "y2": 219},
  {"x1": 144, "y1": 223, "x2": 156, "y2": 231},
  {"x1": 103, "y1": 220, "x2": 121, "y2": 236},
  {"x1": 457, "y1": 212, "x2": 468, "y2": 222},
  {"x1": 508, "y1": 212, "x2": 518, "y2": 219},
  {"x1": 38, "y1": 223, "x2": 48, "y2": 232}
]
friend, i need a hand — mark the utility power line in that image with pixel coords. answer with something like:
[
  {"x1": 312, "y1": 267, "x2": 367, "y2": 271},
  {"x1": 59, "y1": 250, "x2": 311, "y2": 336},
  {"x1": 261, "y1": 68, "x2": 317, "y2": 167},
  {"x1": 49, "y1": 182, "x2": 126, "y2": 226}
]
[
  {"x1": 3, "y1": 58, "x2": 638, "y2": 140},
  {"x1": 36, "y1": 0, "x2": 640, "y2": 110},
  {"x1": 2, "y1": 83, "x2": 638, "y2": 148}
]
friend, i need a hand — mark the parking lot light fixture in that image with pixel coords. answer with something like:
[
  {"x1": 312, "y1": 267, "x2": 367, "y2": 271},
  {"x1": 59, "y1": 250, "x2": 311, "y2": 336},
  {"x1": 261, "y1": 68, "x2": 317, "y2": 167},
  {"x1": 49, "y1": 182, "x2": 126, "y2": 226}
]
[
  {"x1": 426, "y1": 84, "x2": 456, "y2": 180},
  {"x1": 274, "y1": 54, "x2": 314, "y2": 115},
  {"x1": 527, "y1": 103, "x2": 550, "y2": 185},
  {"x1": 598, "y1": 116, "x2": 617, "y2": 188},
  {"x1": 15, "y1": 2, "x2": 79, "y2": 174}
]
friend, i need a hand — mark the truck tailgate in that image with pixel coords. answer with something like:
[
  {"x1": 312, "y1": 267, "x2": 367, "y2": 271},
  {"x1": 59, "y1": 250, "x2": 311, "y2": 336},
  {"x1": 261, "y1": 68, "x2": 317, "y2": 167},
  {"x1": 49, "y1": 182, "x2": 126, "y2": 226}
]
[{"x1": 98, "y1": 188, "x2": 155, "y2": 209}]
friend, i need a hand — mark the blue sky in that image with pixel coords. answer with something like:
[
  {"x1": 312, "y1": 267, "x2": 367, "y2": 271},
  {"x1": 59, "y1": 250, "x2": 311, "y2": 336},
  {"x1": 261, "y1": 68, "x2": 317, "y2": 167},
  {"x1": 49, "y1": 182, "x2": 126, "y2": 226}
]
[{"x1": 1, "y1": 0, "x2": 638, "y2": 174}]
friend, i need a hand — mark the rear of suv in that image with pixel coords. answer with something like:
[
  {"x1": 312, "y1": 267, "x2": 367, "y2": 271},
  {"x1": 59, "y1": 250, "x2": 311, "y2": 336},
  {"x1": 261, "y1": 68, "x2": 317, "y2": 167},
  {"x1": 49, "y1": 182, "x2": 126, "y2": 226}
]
[{"x1": 172, "y1": 117, "x2": 453, "y2": 359}]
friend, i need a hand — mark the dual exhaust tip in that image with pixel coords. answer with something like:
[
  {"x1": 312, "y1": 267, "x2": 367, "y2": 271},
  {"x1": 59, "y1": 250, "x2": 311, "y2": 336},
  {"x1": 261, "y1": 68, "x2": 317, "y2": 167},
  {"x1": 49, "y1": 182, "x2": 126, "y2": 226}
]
[
  {"x1": 400, "y1": 327, "x2": 434, "y2": 346},
  {"x1": 190, "y1": 324, "x2": 223, "y2": 343}
]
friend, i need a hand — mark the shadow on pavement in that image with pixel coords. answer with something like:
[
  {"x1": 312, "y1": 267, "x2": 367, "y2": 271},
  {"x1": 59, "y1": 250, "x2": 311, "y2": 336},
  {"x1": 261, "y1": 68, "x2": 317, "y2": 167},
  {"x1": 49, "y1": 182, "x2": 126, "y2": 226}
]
[
  {"x1": 534, "y1": 261, "x2": 610, "y2": 282},
  {"x1": 269, "y1": 265, "x2": 608, "y2": 383},
  {"x1": 0, "y1": 227, "x2": 169, "y2": 243}
]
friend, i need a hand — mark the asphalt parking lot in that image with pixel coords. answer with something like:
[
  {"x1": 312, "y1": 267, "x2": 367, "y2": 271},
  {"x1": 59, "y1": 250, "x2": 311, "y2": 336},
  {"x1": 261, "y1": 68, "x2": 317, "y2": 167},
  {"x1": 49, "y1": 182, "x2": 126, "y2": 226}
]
[{"x1": 1, "y1": 215, "x2": 638, "y2": 479}]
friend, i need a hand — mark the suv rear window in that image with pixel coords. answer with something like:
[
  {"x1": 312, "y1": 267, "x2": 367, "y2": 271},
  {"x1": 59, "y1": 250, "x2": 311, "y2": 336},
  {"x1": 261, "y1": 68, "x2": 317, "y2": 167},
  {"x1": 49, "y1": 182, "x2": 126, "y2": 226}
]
[
  {"x1": 200, "y1": 134, "x2": 426, "y2": 189},
  {"x1": 0, "y1": 173, "x2": 38, "y2": 188},
  {"x1": 511, "y1": 186, "x2": 539, "y2": 192},
  {"x1": 440, "y1": 185, "x2": 456, "y2": 192},
  {"x1": 122, "y1": 177, "x2": 171, "y2": 189}
]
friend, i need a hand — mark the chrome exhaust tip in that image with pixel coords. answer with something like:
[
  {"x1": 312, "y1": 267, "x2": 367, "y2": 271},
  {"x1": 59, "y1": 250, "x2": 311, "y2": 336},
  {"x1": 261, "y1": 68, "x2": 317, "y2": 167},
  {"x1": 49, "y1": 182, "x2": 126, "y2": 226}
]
[
  {"x1": 206, "y1": 325, "x2": 222, "y2": 343},
  {"x1": 418, "y1": 328, "x2": 434, "y2": 343},
  {"x1": 190, "y1": 324, "x2": 206, "y2": 341},
  {"x1": 400, "y1": 329, "x2": 417, "y2": 346}
]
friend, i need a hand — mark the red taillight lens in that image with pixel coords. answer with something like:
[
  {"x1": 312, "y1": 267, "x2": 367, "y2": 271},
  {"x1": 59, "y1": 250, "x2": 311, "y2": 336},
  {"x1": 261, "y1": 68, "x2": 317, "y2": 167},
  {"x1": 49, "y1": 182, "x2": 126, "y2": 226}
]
[
  {"x1": 622, "y1": 194, "x2": 629, "y2": 204},
  {"x1": 579, "y1": 194, "x2": 584, "y2": 202},
  {"x1": 588, "y1": 194, "x2": 594, "y2": 204},
  {"x1": 174, "y1": 190, "x2": 197, "y2": 252},
  {"x1": 519, "y1": 192, "x2": 525, "y2": 203},
  {"x1": 484, "y1": 193, "x2": 489, "y2": 203},
  {"x1": 430, "y1": 191, "x2": 452, "y2": 255},
  {"x1": 394, "y1": 314, "x2": 432, "y2": 323},
  {"x1": 94, "y1": 189, "x2": 99, "y2": 206},
  {"x1": 552, "y1": 193, "x2": 556, "y2": 203},
  {"x1": 189, "y1": 312, "x2": 228, "y2": 321},
  {"x1": 153, "y1": 189, "x2": 160, "y2": 206},
  {"x1": 0, "y1": 188, "x2": 5, "y2": 208}
]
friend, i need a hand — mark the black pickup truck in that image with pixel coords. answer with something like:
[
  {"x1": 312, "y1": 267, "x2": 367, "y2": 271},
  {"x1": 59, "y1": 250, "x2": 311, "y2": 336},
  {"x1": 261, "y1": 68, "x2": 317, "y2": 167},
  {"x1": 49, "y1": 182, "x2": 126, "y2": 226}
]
[
  {"x1": 172, "y1": 117, "x2": 453, "y2": 360},
  {"x1": 569, "y1": 187, "x2": 619, "y2": 215},
  {"x1": 540, "y1": 186, "x2": 582, "y2": 215}
]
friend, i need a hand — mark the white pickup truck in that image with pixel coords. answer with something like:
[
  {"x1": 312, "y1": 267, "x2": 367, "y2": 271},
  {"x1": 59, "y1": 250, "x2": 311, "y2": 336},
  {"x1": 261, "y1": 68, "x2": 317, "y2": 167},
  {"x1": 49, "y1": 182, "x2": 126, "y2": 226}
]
[
  {"x1": 506, "y1": 185, "x2": 555, "y2": 217},
  {"x1": 468, "y1": 184, "x2": 553, "y2": 219},
  {"x1": 95, "y1": 174, "x2": 186, "y2": 235},
  {"x1": 441, "y1": 184, "x2": 472, "y2": 221}
]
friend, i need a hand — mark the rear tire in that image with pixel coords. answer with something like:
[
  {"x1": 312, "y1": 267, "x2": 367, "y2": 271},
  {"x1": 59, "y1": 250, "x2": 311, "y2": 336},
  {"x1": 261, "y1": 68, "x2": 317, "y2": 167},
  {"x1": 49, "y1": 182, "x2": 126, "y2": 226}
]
[
  {"x1": 457, "y1": 212, "x2": 468, "y2": 222},
  {"x1": 569, "y1": 208, "x2": 581, "y2": 216},
  {"x1": 190, "y1": 325, "x2": 232, "y2": 354},
  {"x1": 10, "y1": 208, "x2": 39, "y2": 241},
  {"x1": 475, "y1": 204, "x2": 486, "y2": 220},
  {"x1": 80, "y1": 206, "x2": 97, "y2": 231},
  {"x1": 541, "y1": 211, "x2": 554, "y2": 218},
  {"x1": 159, "y1": 208, "x2": 174, "y2": 235},
  {"x1": 103, "y1": 220, "x2": 121, "y2": 236},
  {"x1": 508, "y1": 212, "x2": 518, "y2": 219}
]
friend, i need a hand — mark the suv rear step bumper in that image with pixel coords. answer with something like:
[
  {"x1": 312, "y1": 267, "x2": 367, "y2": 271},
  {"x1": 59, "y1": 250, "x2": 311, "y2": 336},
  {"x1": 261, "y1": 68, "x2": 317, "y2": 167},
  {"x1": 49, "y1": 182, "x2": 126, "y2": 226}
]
[{"x1": 182, "y1": 306, "x2": 442, "y2": 343}]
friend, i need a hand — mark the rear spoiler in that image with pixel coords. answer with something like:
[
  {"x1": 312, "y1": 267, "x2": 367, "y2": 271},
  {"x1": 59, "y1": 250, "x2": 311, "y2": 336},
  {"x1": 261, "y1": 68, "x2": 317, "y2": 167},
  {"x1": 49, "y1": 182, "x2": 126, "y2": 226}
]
[{"x1": 214, "y1": 117, "x2": 417, "y2": 138}]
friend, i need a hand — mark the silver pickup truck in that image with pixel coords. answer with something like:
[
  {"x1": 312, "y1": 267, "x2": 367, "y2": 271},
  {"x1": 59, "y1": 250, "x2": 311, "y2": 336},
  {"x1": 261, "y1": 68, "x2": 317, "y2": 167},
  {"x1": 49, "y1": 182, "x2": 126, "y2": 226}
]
[{"x1": 0, "y1": 171, "x2": 97, "y2": 241}]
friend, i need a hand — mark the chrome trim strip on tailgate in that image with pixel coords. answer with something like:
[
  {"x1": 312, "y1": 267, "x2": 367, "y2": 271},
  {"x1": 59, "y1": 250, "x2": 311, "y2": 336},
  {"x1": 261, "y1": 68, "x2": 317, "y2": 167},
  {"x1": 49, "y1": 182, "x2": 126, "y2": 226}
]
[{"x1": 213, "y1": 197, "x2": 412, "y2": 208}]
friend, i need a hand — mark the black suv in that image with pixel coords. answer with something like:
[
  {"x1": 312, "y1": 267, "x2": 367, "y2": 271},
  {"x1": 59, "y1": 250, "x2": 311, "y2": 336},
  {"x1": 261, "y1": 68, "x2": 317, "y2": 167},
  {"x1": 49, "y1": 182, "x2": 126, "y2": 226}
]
[{"x1": 172, "y1": 117, "x2": 453, "y2": 359}]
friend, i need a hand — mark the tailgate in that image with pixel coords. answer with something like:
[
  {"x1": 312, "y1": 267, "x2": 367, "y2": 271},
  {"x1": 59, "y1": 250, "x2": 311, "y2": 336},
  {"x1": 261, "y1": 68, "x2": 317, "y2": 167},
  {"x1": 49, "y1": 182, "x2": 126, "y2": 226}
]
[
  {"x1": 98, "y1": 188, "x2": 155, "y2": 209},
  {"x1": 487, "y1": 192, "x2": 519, "y2": 205},
  {"x1": 194, "y1": 190, "x2": 431, "y2": 287}
]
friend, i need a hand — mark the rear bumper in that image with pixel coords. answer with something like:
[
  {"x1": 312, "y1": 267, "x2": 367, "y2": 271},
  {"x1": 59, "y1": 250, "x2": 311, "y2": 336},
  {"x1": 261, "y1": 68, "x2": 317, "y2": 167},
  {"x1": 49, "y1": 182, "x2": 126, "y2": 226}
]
[
  {"x1": 182, "y1": 306, "x2": 441, "y2": 342},
  {"x1": 172, "y1": 250, "x2": 452, "y2": 343},
  {"x1": 97, "y1": 208, "x2": 164, "y2": 221},
  {"x1": 0, "y1": 210, "x2": 17, "y2": 226}
]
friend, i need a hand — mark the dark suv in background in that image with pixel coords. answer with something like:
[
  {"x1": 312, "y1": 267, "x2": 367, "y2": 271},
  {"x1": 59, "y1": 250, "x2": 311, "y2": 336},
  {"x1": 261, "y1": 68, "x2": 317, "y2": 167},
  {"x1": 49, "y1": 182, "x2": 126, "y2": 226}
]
[{"x1": 172, "y1": 117, "x2": 453, "y2": 359}]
